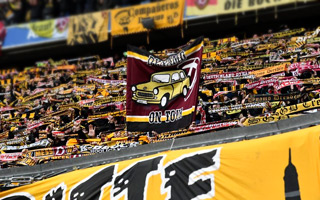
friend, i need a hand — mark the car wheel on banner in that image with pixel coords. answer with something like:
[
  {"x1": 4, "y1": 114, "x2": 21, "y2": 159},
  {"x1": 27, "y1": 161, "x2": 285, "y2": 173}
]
[
  {"x1": 160, "y1": 94, "x2": 169, "y2": 108},
  {"x1": 182, "y1": 86, "x2": 188, "y2": 97}
]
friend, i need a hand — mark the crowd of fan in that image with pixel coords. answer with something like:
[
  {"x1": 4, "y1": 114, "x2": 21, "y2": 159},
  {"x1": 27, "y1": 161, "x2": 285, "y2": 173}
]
[
  {"x1": 0, "y1": 25, "x2": 320, "y2": 170},
  {"x1": 0, "y1": 56, "x2": 133, "y2": 168},
  {"x1": 195, "y1": 27, "x2": 320, "y2": 125},
  {"x1": 0, "y1": 0, "x2": 161, "y2": 25}
]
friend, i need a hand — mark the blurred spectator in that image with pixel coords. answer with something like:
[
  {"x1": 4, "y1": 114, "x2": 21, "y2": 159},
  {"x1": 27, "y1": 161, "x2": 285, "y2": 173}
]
[
  {"x1": 29, "y1": 0, "x2": 44, "y2": 21},
  {"x1": 0, "y1": 0, "x2": 161, "y2": 25},
  {"x1": 7, "y1": 0, "x2": 27, "y2": 24}
]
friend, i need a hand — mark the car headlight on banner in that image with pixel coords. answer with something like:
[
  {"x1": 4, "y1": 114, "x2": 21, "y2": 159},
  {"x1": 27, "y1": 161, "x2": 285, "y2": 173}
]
[
  {"x1": 131, "y1": 86, "x2": 136, "y2": 92},
  {"x1": 153, "y1": 88, "x2": 159, "y2": 95}
]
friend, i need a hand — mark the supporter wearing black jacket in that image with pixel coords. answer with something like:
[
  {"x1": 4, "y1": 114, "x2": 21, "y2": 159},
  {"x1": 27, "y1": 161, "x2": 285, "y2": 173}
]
[{"x1": 28, "y1": 128, "x2": 39, "y2": 143}]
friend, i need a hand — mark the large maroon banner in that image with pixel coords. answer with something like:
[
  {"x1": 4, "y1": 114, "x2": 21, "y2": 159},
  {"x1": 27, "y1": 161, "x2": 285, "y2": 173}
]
[{"x1": 126, "y1": 37, "x2": 203, "y2": 132}]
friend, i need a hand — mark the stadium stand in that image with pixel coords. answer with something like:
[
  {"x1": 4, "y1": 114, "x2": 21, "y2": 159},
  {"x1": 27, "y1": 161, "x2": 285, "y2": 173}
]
[
  {"x1": 0, "y1": 25, "x2": 319, "y2": 170},
  {"x1": 0, "y1": 0, "x2": 320, "y2": 198}
]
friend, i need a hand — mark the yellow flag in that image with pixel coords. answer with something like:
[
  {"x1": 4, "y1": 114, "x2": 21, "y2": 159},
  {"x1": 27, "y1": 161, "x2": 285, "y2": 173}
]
[
  {"x1": 67, "y1": 10, "x2": 109, "y2": 45},
  {"x1": 111, "y1": 0, "x2": 185, "y2": 36}
]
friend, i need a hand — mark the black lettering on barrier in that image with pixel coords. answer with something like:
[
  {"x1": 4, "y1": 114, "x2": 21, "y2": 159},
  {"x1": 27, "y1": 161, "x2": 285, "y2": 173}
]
[
  {"x1": 311, "y1": 100, "x2": 316, "y2": 107},
  {"x1": 69, "y1": 165, "x2": 115, "y2": 200},
  {"x1": 174, "y1": 2, "x2": 179, "y2": 9},
  {"x1": 225, "y1": 0, "x2": 242, "y2": 10},
  {"x1": 1, "y1": 197, "x2": 31, "y2": 200},
  {"x1": 225, "y1": 0, "x2": 231, "y2": 9},
  {"x1": 43, "y1": 183, "x2": 66, "y2": 200},
  {"x1": 289, "y1": 105, "x2": 298, "y2": 112},
  {"x1": 263, "y1": 116, "x2": 274, "y2": 122},
  {"x1": 248, "y1": 117, "x2": 260, "y2": 124},
  {"x1": 238, "y1": 0, "x2": 243, "y2": 8},
  {"x1": 303, "y1": 102, "x2": 311, "y2": 108},
  {"x1": 279, "y1": 107, "x2": 288, "y2": 115},
  {"x1": 162, "y1": 148, "x2": 221, "y2": 200},
  {"x1": 0, "y1": 193, "x2": 35, "y2": 200},
  {"x1": 112, "y1": 156, "x2": 163, "y2": 200}
]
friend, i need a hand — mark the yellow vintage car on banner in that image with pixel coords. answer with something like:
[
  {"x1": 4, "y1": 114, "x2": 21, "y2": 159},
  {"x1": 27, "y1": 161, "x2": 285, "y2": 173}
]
[{"x1": 131, "y1": 70, "x2": 190, "y2": 108}]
